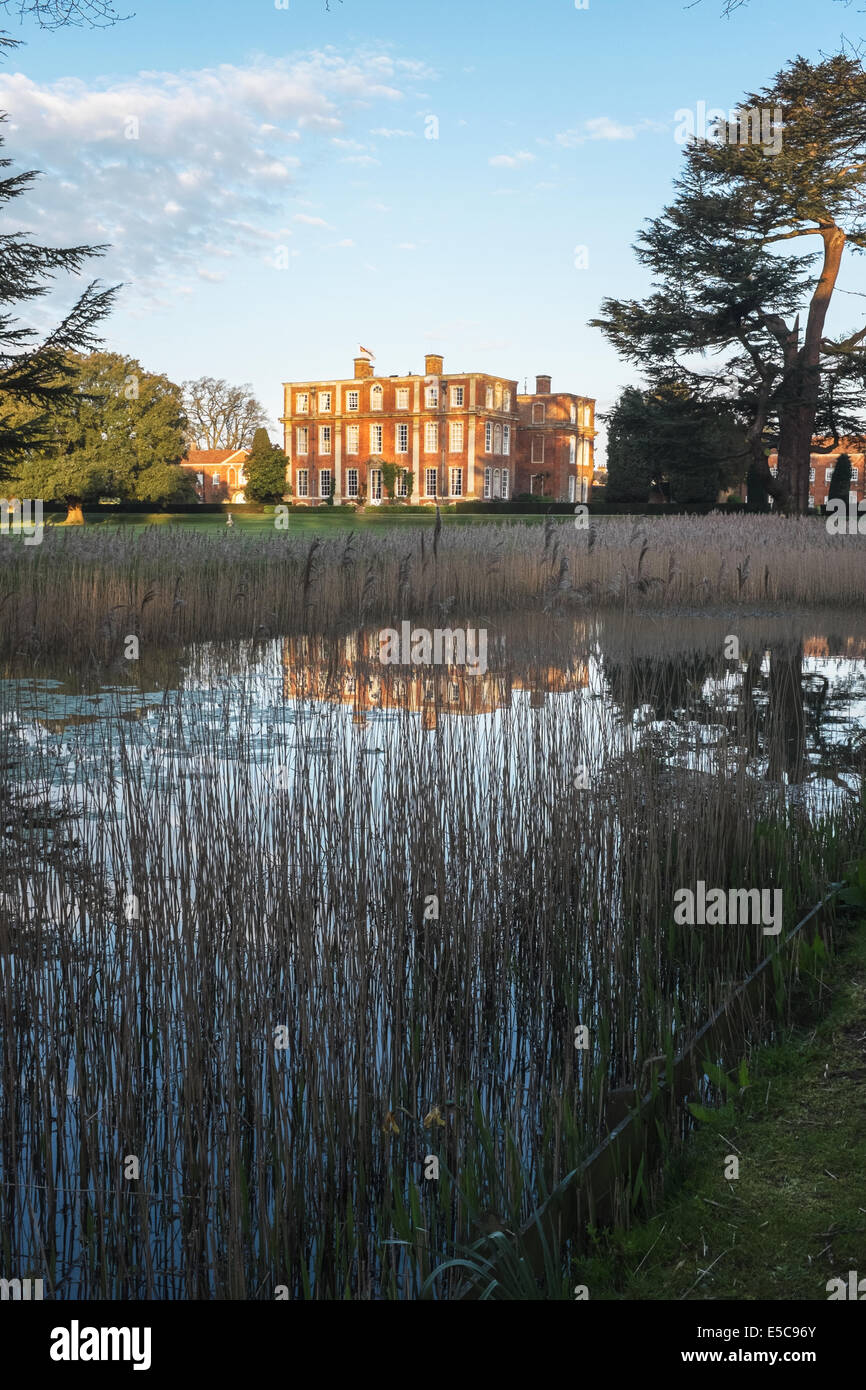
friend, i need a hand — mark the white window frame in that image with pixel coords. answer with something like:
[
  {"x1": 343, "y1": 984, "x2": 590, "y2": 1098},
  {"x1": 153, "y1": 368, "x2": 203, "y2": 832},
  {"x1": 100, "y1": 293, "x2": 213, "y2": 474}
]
[
  {"x1": 396, "y1": 387, "x2": 410, "y2": 410},
  {"x1": 425, "y1": 422, "x2": 438, "y2": 453},
  {"x1": 568, "y1": 475, "x2": 576, "y2": 503},
  {"x1": 825, "y1": 467, "x2": 834, "y2": 483},
  {"x1": 450, "y1": 385, "x2": 465, "y2": 408},
  {"x1": 346, "y1": 424, "x2": 359, "y2": 455},
  {"x1": 369, "y1": 468, "x2": 383, "y2": 501},
  {"x1": 396, "y1": 470, "x2": 409, "y2": 498},
  {"x1": 809, "y1": 466, "x2": 815, "y2": 482},
  {"x1": 212, "y1": 472, "x2": 221, "y2": 487},
  {"x1": 296, "y1": 426, "x2": 309, "y2": 456},
  {"x1": 485, "y1": 421, "x2": 493, "y2": 452},
  {"x1": 318, "y1": 391, "x2": 332, "y2": 413},
  {"x1": 493, "y1": 468, "x2": 501, "y2": 497},
  {"x1": 396, "y1": 423, "x2": 409, "y2": 455},
  {"x1": 449, "y1": 467, "x2": 463, "y2": 497},
  {"x1": 319, "y1": 425, "x2": 332, "y2": 455},
  {"x1": 370, "y1": 423, "x2": 383, "y2": 455},
  {"x1": 450, "y1": 421, "x2": 464, "y2": 453},
  {"x1": 319, "y1": 468, "x2": 332, "y2": 498},
  {"x1": 346, "y1": 468, "x2": 359, "y2": 498},
  {"x1": 370, "y1": 384, "x2": 384, "y2": 411},
  {"x1": 503, "y1": 424, "x2": 511, "y2": 456},
  {"x1": 346, "y1": 390, "x2": 360, "y2": 412},
  {"x1": 493, "y1": 423, "x2": 503, "y2": 455},
  {"x1": 569, "y1": 437, "x2": 577, "y2": 467},
  {"x1": 484, "y1": 468, "x2": 492, "y2": 499},
  {"x1": 297, "y1": 469, "x2": 309, "y2": 498},
  {"x1": 852, "y1": 466, "x2": 860, "y2": 482},
  {"x1": 424, "y1": 467, "x2": 437, "y2": 497},
  {"x1": 296, "y1": 392, "x2": 309, "y2": 414},
  {"x1": 501, "y1": 468, "x2": 509, "y2": 499},
  {"x1": 425, "y1": 384, "x2": 439, "y2": 408}
]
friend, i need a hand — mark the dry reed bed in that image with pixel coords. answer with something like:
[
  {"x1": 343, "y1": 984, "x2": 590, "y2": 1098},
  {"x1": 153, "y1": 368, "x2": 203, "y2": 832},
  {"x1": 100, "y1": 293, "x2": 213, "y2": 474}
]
[
  {"x1": 1, "y1": 514, "x2": 865, "y2": 663},
  {"x1": 1, "y1": 622, "x2": 862, "y2": 1298}
]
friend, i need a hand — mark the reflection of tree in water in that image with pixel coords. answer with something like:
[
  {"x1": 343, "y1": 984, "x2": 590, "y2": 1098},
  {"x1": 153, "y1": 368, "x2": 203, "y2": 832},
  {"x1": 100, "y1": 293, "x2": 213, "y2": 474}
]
[
  {"x1": 601, "y1": 637, "x2": 864, "y2": 790},
  {"x1": 601, "y1": 652, "x2": 716, "y2": 722}
]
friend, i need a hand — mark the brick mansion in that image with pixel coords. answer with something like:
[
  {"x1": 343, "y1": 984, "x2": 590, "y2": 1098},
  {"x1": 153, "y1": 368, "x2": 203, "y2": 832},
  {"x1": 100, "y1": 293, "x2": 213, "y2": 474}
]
[{"x1": 279, "y1": 352, "x2": 596, "y2": 505}]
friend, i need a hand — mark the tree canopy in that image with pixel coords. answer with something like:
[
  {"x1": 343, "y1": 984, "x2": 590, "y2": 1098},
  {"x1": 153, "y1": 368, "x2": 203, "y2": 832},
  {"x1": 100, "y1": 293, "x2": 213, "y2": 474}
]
[
  {"x1": 591, "y1": 53, "x2": 866, "y2": 513},
  {"x1": 10, "y1": 351, "x2": 192, "y2": 505},
  {"x1": 605, "y1": 383, "x2": 747, "y2": 504}
]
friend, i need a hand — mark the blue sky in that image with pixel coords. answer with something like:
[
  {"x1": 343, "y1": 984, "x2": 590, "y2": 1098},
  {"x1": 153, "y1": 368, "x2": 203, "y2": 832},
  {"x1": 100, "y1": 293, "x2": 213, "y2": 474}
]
[{"x1": 0, "y1": 0, "x2": 861, "y2": 455}]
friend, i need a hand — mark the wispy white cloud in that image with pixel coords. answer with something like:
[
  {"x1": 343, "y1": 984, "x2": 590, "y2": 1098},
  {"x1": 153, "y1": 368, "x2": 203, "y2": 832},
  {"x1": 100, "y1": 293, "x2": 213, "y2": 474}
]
[
  {"x1": 553, "y1": 116, "x2": 664, "y2": 146},
  {"x1": 488, "y1": 150, "x2": 536, "y2": 167},
  {"x1": 0, "y1": 50, "x2": 418, "y2": 302}
]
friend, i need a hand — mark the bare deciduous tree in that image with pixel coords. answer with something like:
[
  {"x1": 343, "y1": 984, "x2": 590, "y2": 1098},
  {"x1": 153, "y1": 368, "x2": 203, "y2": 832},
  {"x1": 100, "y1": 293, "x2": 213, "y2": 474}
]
[
  {"x1": 0, "y1": 0, "x2": 130, "y2": 28},
  {"x1": 182, "y1": 376, "x2": 271, "y2": 452}
]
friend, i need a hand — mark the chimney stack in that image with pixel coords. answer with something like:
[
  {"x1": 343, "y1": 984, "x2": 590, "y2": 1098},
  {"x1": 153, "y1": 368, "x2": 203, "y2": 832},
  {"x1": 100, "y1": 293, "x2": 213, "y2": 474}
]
[
  {"x1": 425, "y1": 353, "x2": 444, "y2": 378},
  {"x1": 536, "y1": 374, "x2": 552, "y2": 395},
  {"x1": 354, "y1": 356, "x2": 374, "y2": 380}
]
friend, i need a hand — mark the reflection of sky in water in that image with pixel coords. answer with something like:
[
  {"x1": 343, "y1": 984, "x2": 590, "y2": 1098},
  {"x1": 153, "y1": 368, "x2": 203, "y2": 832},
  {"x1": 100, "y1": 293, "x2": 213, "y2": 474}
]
[{"x1": 2, "y1": 629, "x2": 865, "y2": 1298}]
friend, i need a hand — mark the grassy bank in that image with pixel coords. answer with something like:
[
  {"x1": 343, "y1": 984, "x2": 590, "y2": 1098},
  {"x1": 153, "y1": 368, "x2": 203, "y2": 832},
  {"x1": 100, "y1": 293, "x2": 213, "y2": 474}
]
[{"x1": 573, "y1": 906, "x2": 866, "y2": 1301}]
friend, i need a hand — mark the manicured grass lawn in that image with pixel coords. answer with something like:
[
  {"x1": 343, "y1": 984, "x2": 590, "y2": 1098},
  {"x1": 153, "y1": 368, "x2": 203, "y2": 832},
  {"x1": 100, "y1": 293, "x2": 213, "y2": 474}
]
[
  {"x1": 575, "y1": 919, "x2": 866, "y2": 1301},
  {"x1": 61, "y1": 509, "x2": 551, "y2": 534}
]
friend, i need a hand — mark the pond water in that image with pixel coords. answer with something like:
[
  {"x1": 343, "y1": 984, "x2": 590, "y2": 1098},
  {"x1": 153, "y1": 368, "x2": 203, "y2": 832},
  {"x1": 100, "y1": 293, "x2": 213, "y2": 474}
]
[{"x1": 1, "y1": 609, "x2": 864, "y2": 1297}]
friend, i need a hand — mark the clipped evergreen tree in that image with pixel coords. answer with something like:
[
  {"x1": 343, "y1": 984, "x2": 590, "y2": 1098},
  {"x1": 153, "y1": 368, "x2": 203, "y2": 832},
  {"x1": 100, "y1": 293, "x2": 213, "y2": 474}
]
[
  {"x1": 827, "y1": 452, "x2": 852, "y2": 506},
  {"x1": 244, "y1": 427, "x2": 288, "y2": 503}
]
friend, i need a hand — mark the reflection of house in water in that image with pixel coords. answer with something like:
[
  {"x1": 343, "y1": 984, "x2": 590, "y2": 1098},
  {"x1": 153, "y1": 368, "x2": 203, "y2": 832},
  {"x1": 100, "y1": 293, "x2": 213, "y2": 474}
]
[
  {"x1": 282, "y1": 632, "x2": 589, "y2": 729},
  {"x1": 804, "y1": 635, "x2": 866, "y2": 661}
]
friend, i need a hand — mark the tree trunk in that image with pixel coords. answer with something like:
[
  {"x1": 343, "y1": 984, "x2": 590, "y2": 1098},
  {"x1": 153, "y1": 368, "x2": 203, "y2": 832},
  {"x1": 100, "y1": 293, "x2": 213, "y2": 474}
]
[
  {"x1": 776, "y1": 227, "x2": 847, "y2": 514},
  {"x1": 62, "y1": 502, "x2": 85, "y2": 525},
  {"x1": 766, "y1": 641, "x2": 806, "y2": 784}
]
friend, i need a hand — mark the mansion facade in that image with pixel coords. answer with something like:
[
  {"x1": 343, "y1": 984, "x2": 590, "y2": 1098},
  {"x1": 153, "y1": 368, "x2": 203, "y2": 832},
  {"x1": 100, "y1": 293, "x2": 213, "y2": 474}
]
[
  {"x1": 280, "y1": 353, "x2": 596, "y2": 505},
  {"x1": 767, "y1": 441, "x2": 866, "y2": 510}
]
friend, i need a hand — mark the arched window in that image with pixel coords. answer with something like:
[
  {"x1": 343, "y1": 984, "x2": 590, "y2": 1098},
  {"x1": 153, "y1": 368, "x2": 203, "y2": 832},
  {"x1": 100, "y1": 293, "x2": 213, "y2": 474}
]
[
  {"x1": 370, "y1": 384, "x2": 383, "y2": 411},
  {"x1": 493, "y1": 423, "x2": 503, "y2": 454},
  {"x1": 493, "y1": 468, "x2": 501, "y2": 498}
]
